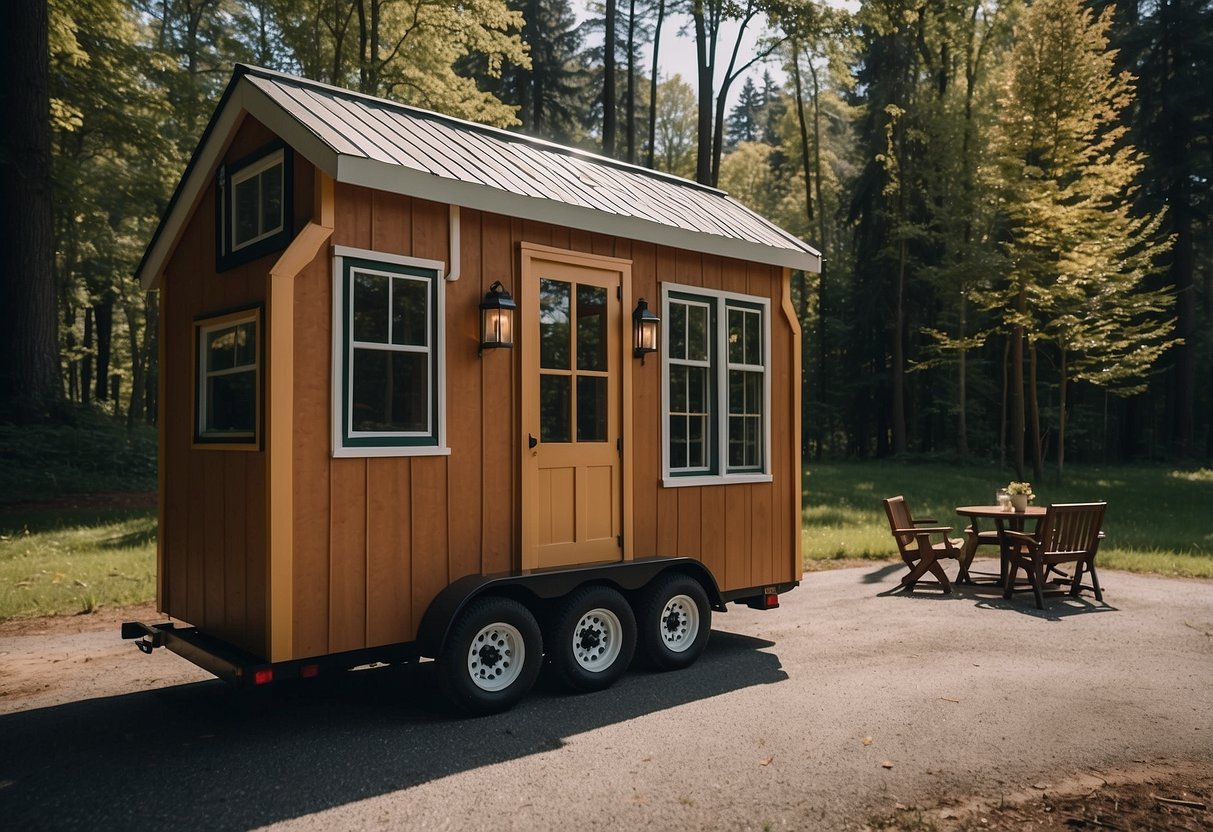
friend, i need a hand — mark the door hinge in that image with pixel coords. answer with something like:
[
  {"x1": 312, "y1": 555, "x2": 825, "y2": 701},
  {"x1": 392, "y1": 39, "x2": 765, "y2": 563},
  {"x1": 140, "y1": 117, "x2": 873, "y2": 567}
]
[
  {"x1": 617, "y1": 286, "x2": 622, "y2": 300},
  {"x1": 616, "y1": 534, "x2": 623, "y2": 548}
]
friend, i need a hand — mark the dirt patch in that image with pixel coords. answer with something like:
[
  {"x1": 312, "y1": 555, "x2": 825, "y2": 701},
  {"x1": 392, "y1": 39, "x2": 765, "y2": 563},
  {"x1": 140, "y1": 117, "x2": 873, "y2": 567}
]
[
  {"x1": 867, "y1": 760, "x2": 1213, "y2": 831},
  {"x1": 805, "y1": 557, "x2": 897, "y2": 572},
  {"x1": 0, "y1": 601, "x2": 158, "y2": 638}
]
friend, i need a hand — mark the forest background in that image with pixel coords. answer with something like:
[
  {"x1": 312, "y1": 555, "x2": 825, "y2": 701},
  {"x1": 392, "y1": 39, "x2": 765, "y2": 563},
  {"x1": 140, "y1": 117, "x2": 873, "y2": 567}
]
[{"x1": 1, "y1": 0, "x2": 1210, "y2": 484}]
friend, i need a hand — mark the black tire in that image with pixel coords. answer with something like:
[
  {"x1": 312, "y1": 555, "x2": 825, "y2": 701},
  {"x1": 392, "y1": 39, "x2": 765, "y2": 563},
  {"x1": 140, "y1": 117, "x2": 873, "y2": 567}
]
[
  {"x1": 635, "y1": 572, "x2": 711, "y2": 671},
  {"x1": 545, "y1": 585, "x2": 637, "y2": 693},
  {"x1": 436, "y1": 596, "x2": 543, "y2": 716}
]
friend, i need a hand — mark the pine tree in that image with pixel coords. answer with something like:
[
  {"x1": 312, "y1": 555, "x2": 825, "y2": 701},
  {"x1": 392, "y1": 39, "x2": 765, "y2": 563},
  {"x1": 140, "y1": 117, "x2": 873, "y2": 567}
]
[
  {"x1": 725, "y1": 77, "x2": 761, "y2": 150},
  {"x1": 986, "y1": 0, "x2": 1177, "y2": 479}
]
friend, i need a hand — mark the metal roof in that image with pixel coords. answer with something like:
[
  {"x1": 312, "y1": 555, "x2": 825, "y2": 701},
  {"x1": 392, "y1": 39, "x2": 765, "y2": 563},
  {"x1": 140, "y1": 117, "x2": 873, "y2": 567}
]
[{"x1": 138, "y1": 65, "x2": 821, "y2": 288}]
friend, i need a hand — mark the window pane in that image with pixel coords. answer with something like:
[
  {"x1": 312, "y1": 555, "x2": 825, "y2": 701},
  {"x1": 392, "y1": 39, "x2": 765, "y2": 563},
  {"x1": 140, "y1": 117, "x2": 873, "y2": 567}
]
[
  {"x1": 351, "y1": 348, "x2": 428, "y2": 432},
  {"x1": 391, "y1": 276, "x2": 428, "y2": 347},
  {"x1": 206, "y1": 328, "x2": 237, "y2": 372},
  {"x1": 540, "y1": 375, "x2": 571, "y2": 442},
  {"x1": 576, "y1": 285, "x2": 606, "y2": 371},
  {"x1": 207, "y1": 369, "x2": 255, "y2": 433},
  {"x1": 669, "y1": 415, "x2": 687, "y2": 469},
  {"x1": 260, "y1": 163, "x2": 283, "y2": 234},
  {"x1": 233, "y1": 177, "x2": 259, "y2": 245},
  {"x1": 540, "y1": 279, "x2": 570, "y2": 369},
  {"x1": 688, "y1": 365, "x2": 708, "y2": 413},
  {"x1": 687, "y1": 304, "x2": 709, "y2": 361},
  {"x1": 576, "y1": 376, "x2": 607, "y2": 442},
  {"x1": 353, "y1": 272, "x2": 389, "y2": 343},
  {"x1": 745, "y1": 310, "x2": 762, "y2": 364},
  {"x1": 670, "y1": 366, "x2": 687, "y2": 413},
  {"x1": 669, "y1": 302, "x2": 687, "y2": 360},
  {"x1": 729, "y1": 370, "x2": 744, "y2": 414},
  {"x1": 688, "y1": 415, "x2": 707, "y2": 468},
  {"x1": 728, "y1": 308, "x2": 745, "y2": 363},
  {"x1": 234, "y1": 322, "x2": 256, "y2": 366}
]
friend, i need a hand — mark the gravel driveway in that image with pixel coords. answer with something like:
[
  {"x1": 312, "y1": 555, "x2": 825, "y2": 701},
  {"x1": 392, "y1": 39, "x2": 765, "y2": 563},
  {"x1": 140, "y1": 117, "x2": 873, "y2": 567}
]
[{"x1": 1, "y1": 560, "x2": 1210, "y2": 831}]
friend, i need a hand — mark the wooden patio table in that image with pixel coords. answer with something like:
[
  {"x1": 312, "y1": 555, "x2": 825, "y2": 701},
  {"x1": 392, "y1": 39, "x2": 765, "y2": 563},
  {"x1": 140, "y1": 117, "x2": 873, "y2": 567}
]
[{"x1": 954, "y1": 505, "x2": 1046, "y2": 584}]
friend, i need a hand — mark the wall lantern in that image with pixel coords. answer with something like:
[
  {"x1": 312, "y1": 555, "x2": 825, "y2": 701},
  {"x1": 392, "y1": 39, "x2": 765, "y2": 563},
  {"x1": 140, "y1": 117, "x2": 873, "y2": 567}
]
[
  {"x1": 632, "y1": 298, "x2": 660, "y2": 363},
  {"x1": 480, "y1": 281, "x2": 516, "y2": 354}
]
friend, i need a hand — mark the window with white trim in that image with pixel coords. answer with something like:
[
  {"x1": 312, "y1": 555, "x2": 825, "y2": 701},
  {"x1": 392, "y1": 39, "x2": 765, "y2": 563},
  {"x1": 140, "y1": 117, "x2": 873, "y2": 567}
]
[
  {"x1": 662, "y1": 285, "x2": 770, "y2": 485},
  {"x1": 217, "y1": 144, "x2": 293, "y2": 270},
  {"x1": 195, "y1": 309, "x2": 260, "y2": 446},
  {"x1": 332, "y1": 248, "x2": 448, "y2": 457}
]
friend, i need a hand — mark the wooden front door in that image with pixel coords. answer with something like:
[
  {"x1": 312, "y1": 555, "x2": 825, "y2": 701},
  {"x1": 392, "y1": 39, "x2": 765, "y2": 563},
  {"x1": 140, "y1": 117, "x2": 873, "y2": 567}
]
[{"x1": 521, "y1": 246, "x2": 631, "y2": 570}]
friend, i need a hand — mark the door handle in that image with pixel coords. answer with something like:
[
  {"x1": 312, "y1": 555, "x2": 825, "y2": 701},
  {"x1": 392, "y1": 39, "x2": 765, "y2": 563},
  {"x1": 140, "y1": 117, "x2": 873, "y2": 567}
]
[{"x1": 528, "y1": 433, "x2": 538, "y2": 449}]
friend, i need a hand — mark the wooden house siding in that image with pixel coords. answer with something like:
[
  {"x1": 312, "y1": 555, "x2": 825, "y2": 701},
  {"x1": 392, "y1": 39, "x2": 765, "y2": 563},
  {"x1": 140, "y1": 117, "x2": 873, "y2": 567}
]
[
  {"x1": 283, "y1": 182, "x2": 799, "y2": 661},
  {"x1": 159, "y1": 116, "x2": 313, "y2": 658}
]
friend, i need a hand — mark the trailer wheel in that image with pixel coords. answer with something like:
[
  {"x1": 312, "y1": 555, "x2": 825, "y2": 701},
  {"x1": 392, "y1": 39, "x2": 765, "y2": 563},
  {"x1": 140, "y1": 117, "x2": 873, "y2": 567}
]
[
  {"x1": 545, "y1": 585, "x2": 636, "y2": 692},
  {"x1": 636, "y1": 573, "x2": 711, "y2": 671},
  {"x1": 437, "y1": 596, "x2": 542, "y2": 715}
]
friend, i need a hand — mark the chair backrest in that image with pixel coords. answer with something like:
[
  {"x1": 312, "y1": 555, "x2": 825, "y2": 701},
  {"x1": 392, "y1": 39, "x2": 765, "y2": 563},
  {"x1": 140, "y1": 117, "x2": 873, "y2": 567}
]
[
  {"x1": 883, "y1": 496, "x2": 914, "y2": 554},
  {"x1": 1036, "y1": 502, "x2": 1107, "y2": 557}
]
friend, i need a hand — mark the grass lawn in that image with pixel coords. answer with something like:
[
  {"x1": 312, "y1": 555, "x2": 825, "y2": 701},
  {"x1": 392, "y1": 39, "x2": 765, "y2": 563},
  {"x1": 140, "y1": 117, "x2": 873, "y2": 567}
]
[
  {"x1": 803, "y1": 460, "x2": 1213, "y2": 578},
  {"x1": 0, "y1": 508, "x2": 156, "y2": 620}
]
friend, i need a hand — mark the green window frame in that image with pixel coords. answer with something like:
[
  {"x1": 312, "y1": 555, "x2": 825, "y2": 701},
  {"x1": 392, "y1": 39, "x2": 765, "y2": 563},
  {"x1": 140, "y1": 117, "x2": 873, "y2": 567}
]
[{"x1": 332, "y1": 247, "x2": 449, "y2": 457}]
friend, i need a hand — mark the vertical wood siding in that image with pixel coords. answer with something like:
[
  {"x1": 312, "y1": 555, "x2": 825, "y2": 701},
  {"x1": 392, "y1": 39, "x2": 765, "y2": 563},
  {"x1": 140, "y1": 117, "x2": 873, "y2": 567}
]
[{"x1": 159, "y1": 116, "x2": 312, "y2": 657}]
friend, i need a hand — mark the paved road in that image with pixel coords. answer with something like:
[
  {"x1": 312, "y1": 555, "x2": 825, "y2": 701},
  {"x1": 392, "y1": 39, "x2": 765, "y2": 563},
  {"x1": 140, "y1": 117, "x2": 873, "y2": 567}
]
[{"x1": 1, "y1": 561, "x2": 1210, "y2": 831}]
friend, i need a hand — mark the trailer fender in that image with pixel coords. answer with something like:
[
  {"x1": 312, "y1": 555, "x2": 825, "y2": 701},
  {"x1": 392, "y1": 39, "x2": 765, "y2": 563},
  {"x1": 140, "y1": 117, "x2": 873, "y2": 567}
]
[{"x1": 416, "y1": 557, "x2": 724, "y2": 660}]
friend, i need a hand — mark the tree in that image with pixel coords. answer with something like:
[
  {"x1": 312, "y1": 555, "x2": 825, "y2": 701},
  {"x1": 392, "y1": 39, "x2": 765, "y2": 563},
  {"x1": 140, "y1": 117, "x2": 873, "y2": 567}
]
[
  {"x1": 986, "y1": 0, "x2": 1177, "y2": 479},
  {"x1": 651, "y1": 74, "x2": 697, "y2": 177},
  {"x1": 0, "y1": 0, "x2": 60, "y2": 421},
  {"x1": 725, "y1": 77, "x2": 762, "y2": 149}
]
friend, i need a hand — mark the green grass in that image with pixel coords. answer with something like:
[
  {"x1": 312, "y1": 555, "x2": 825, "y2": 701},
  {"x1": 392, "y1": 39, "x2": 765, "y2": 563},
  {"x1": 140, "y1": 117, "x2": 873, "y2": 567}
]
[
  {"x1": 0, "y1": 507, "x2": 156, "y2": 620},
  {"x1": 803, "y1": 460, "x2": 1213, "y2": 578}
]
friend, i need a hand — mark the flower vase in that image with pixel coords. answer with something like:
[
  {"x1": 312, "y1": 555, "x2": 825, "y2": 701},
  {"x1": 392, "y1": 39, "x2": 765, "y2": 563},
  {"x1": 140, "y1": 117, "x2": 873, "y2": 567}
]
[{"x1": 1010, "y1": 494, "x2": 1028, "y2": 512}]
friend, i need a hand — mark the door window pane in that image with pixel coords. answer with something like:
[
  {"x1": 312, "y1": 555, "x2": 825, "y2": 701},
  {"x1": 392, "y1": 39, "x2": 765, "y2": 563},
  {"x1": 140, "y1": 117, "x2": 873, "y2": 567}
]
[
  {"x1": 577, "y1": 376, "x2": 607, "y2": 441},
  {"x1": 540, "y1": 375, "x2": 571, "y2": 442},
  {"x1": 576, "y1": 285, "x2": 606, "y2": 371},
  {"x1": 540, "y1": 279, "x2": 570, "y2": 370}
]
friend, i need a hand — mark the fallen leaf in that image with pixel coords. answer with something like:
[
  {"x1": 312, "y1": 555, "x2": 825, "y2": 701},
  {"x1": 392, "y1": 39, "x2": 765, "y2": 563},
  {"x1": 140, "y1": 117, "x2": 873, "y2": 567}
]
[
  {"x1": 881, "y1": 760, "x2": 895, "y2": 769},
  {"x1": 759, "y1": 756, "x2": 774, "y2": 766},
  {"x1": 862, "y1": 736, "x2": 874, "y2": 746}
]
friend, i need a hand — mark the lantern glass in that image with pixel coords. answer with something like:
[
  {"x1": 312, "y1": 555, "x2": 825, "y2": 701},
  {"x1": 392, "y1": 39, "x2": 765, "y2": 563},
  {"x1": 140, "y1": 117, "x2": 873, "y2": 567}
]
[
  {"x1": 632, "y1": 298, "x2": 660, "y2": 360},
  {"x1": 479, "y1": 282, "x2": 516, "y2": 352}
]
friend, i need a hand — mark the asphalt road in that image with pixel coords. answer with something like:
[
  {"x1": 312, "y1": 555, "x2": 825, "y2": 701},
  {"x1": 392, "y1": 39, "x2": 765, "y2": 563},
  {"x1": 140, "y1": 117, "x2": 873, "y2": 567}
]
[{"x1": 1, "y1": 560, "x2": 1210, "y2": 831}]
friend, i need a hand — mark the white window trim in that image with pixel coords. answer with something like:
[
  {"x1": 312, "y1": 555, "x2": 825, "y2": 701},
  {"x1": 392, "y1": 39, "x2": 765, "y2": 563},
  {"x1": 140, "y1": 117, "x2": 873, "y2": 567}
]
[
  {"x1": 660, "y1": 282, "x2": 772, "y2": 488},
  {"x1": 229, "y1": 148, "x2": 285, "y2": 252},
  {"x1": 196, "y1": 311, "x2": 260, "y2": 444},
  {"x1": 331, "y1": 245, "x2": 450, "y2": 458}
]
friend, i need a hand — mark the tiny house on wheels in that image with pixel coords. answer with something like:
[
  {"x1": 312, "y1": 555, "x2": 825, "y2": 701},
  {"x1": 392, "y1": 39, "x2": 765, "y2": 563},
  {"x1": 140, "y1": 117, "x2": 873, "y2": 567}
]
[{"x1": 123, "y1": 65, "x2": 822, "y2": 714}]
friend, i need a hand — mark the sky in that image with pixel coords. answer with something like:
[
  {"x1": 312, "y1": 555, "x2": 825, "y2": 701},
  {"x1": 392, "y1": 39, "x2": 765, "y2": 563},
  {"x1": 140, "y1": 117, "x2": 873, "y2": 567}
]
[{"x1": 572, "y1": 2, "x2": 780, "y2": 114}]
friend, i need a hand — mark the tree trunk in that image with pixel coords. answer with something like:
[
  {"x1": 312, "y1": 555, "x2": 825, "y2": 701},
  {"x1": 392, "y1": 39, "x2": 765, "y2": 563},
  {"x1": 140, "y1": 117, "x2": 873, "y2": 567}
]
[
  {"x1": 603, "y1": 0, "x2": 617, "y2": 157},
  {"x1": 1011, "y1": 310, "x2": 1025, "y2": 480},
  {"x1": 645, "y1": 0, "x2": 665, "y2": 169},
  {"x1": 1000, "y1": 335, "x2": 1009, "y2": 468},
  {"x1": 1057, "y1": 346, "x2": 1067, "y2": 482},
  {"x1": 1169, "y1": 202, "x2": 1195, "y2": 455},
  {"x1": 94, "y1": 297, "x2": 114, "y2": 402},
  {"x1": 891, "y1": 238, "x2": 907, "y2": 455},
  {"x1": 82, "y1": 307, "x2": 94, "y2": 406},
  {"x1": 692, "y1": 0, "x2": 713, "y2": 185},
  {"x1": 126, "y1": 302, "x2": 145, "y2": 425},
  {"x1": 625, "y1": 0, "x2": 637, "y2": 164},
  {"x1": 1028, "y1": 339, "x2": 1043, "y2": 481},
  {"x1": 789, "y1": 42, "x2": 814, "y2": 224},
  {"x1": 0, "y1": 0, "x2": 59, "y2": 421},
  {"x1": 958, "y1": 293, "x2": 969, "y2": 460},
  {"x1": 145, "y1": 294, "x2": 159, "y2": 425}
]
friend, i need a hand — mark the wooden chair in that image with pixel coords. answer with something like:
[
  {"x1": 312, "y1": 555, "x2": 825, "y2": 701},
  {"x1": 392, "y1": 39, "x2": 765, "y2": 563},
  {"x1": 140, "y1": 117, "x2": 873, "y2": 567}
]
[
  {"x1": 883, "y1": 496, "x2": 964, "y2": 593},
  {"x1": 1000, "y1": 502, "x2": 1107, "y2": 609}
]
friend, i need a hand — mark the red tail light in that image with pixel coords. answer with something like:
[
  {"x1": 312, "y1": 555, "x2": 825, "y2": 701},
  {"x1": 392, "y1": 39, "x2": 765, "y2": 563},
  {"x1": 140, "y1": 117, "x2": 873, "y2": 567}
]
[
  {"x1": 763, "y1": 593, "x2": 779, "y2": 609},
  {"x1": 253, "y1": 668, "x2": 274, "y2": 686},
  {"x1": 300, "y1": 664, "x2": 320, "y2": 679}
]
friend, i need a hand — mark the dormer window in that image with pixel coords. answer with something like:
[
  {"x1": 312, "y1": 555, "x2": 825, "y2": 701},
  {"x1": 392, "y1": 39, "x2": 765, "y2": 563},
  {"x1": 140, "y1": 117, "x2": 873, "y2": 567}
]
[{"x1": 217, "y1": 143, "x2": 293, "y2": 270}]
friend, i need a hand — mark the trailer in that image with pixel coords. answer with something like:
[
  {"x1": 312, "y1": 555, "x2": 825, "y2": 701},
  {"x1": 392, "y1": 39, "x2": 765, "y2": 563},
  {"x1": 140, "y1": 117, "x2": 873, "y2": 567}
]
[{"x1": 123, "y1": 65, "x2": 821, "y2": 714}]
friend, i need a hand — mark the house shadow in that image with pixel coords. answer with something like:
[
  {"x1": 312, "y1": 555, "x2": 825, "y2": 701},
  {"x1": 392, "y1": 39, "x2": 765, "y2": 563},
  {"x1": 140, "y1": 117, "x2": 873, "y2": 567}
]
[{"x1": 0, "y1": 628, "x2": 785, "y2": 831}]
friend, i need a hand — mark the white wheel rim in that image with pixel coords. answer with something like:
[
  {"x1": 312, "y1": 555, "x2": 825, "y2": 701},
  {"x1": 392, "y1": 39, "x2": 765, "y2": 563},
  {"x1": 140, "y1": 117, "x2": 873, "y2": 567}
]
[
  {"x1": 660, "y1": 594, "x2": 699, "y2": 653},
  {"x1": 467, "y1": 622, "x2": 525, "y2": 692},
  {"x1": 570, "y1": 607, "x2": 623, "y2": 673}
]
